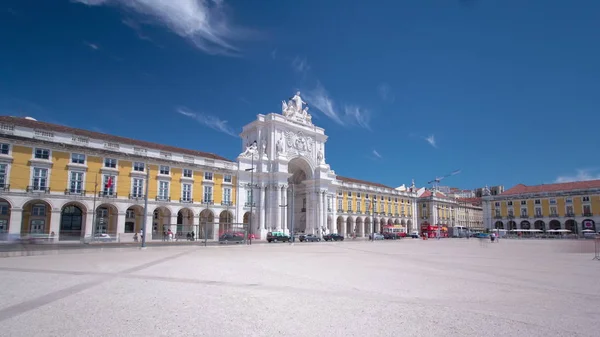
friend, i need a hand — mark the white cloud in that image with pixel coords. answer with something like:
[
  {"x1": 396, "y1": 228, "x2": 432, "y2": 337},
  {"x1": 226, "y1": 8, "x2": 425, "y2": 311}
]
[
  {"x1": 177, "y1": 107, "x2": 237, "y2": 137},
  {"x1": 555, "y1": 169, "x2": 600, "y2": 183},
  {"x1": 302, "y1": 82, "x2": 371, "y2": 129},
  {"x1": 72, "y1": 0, "x2": 250, "y2": 56},
  {"x1": 84, "y1": 41, "x2": 99, "y2": 50},
  {"x1": 291, "y1": 56, "x2": 310, "y2": 73},
  {"x1": 372, "y1": 150, "x2": 382, "y2": 159},
  {"x1": 425, "y1": 134, "x2": 436, "y2": 148},
  {"x1": 377, "y1": 83, "x2": 394, "y2": 102},
  {"x1": 270, "y1": 48, "x2": 277, "y2": 60}
]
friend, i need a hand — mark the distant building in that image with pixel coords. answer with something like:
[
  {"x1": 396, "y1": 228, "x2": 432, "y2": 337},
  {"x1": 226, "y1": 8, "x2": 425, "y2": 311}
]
[
  {"x1": 475, "y1": 185, "x2": 504, "y2": 197},
  {"x1": 482, "y1": 180, "x2": 599, "y2": 233}
]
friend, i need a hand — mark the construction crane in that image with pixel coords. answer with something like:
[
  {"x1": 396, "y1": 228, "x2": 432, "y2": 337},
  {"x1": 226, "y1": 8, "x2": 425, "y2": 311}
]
[{"x1": 428, "y1": 169, "x2": 461, "y2": 192}]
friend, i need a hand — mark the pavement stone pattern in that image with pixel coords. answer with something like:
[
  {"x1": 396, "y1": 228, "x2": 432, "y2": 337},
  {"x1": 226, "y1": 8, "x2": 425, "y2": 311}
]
[{"x1": 0, "y1": 239, "x2": 598, "y2": 337}]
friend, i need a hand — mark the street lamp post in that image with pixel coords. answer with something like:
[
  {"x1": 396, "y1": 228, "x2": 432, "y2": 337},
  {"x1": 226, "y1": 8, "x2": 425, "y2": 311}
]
[{"x1": 245, "y1": 153, "x2": 255, "y2": 245}]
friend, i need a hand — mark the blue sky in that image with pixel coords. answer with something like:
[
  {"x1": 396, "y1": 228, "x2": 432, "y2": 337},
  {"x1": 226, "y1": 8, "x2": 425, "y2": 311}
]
[{"x1": 1, "y1": 0, "x2": 599, "y2": 190}]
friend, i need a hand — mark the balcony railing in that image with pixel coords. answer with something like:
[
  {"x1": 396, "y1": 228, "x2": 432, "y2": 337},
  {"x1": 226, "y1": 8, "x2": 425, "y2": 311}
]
[
  {"x1": 180, "y1": 198, "x2": 193, "y2": 204},
  {"x1": 520, "y1": 215, "x2": 528, "y2": 219},
  {"x1": 0, "y1": 184, "x2": 10, "y2": 192},
  {"x1": 65, "y1": 189, "x2": 86, "y2": 196},
  {"x1": 244, "y1": 202, "x2": 255, "y2": 207},
  {"x1": 534, "y1": 214, "x2": 544, "y2": 218},
  {"x1": 27, "y1": 186, "x2": 50, "y2": 193},
  {"x1": 337, "y1": 208, "x2": 343, "y2": 213},
  {"x1": 155, "y1": 196, "x2": 171, "y2": 202},
  {"x1": 565, "y1": 213, "x2": 575, "y2": 217},
  {"x1": 221, "y1": 201, "x2": 232, "y2": 206},
  {"x1": 550, "y1": 213, "x2": 559, "y2": 218},
  {"x1": 129, "y1": 193, "x2": 144, "y2": 200},
  {"x1": 582, "y1": 212, "x2": 592, "y2": 217},
  {"x1": 98, "y1": 191, "x2": 117, "y2": 198},
  {"x1": 202, "y1": 200, "x2": 214, "y2": 205},
  {"x1": 494, "y1": 215, "x2": 502, "y2": 219}
]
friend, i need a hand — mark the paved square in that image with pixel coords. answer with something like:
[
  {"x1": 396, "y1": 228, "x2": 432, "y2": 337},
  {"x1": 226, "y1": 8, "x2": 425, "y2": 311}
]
[{"x1": 0, "y1": 239, "x2": 598, "y2": 337}]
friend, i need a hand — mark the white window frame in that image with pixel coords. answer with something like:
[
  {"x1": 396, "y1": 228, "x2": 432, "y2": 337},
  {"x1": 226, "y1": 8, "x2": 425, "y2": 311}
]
[
  {"x1": 133, "y1": 162, "x2": 145, "y2": 172},
  {"x1": 347, "y1": 200, "x2": 352, "y2": 212},
  {"x1": 223, "y1": 174, "x2": 232, "y2": 183},
  {"x1": 203, "y1": 185, "x2": 213, "y2": 203},
  {"x1": 33, "y1": 148, "x2": 50, "y2": 160},
  {"x1": 550, "y1": 206, "x2": 558, "y2": 215},
  {"x1": 71, "y1": 153, "x2": 86, "y2": 165},
  {"x1": 0, "y1": 143, "x2": 10, "y2": 155},
  {"x1": 158, "y1": 180, "x2": 170, "y2": 201},
  {"x1": 104, "y1": 158, "x2": 117, "y2": 169},
  {"x1": 68, "y1": 170, "x2": 85, "y2": 194},
  {"x1": 204, "y1": 171, "x2": 213, "y2": 181},
  {"x1": 102, "y1": 174, "x2": 116, "y2": 196},
  {"x1": 337, "y1": 198, "x2": 342, "y2": 210},
  {"x1": 131, "y1": 178, "x2": 144, "y2": 198},
  {"x1": 0, "y1": 163, "x2": 8, "y2": 189},
  {"x1": 159, "y1": 165, "x2": 170, "y2": 175},
  {"x1": 181, "y1": 183, "x2": 192, "y2": 202},
  {"x1": 31, "y1": 167, "x2": 49, "y2": 191},
  {"x1": 222, "y1": 187, "x2": 232, "y2": 204},
  {"x1": 183, "y1": 169, "x2": 193, "y2": 178}
]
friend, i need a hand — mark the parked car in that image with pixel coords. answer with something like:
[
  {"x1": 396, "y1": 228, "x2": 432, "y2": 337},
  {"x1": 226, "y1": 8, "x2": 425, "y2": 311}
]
[
  {"x1": 409, "y1": 231, "x2": 420, "y2": 238},
  {"x1": 323, "y1": 233, "x2": 344, "y2": 241},
  {"x1": 219, "y1": 233, "x2": 244, "y2": 244},
  {"x1": 299, "y1": 234, "x2": 320, "y2": 242},
  {"x1": 370, "y1": 233, "x2": 385, "y2": 240},
  {"x1": 93, "y1": 233, "x2": 115, "y2": 242},
  {"x1": 267, "y1": 231, "x2": 290, "y2": 243}
]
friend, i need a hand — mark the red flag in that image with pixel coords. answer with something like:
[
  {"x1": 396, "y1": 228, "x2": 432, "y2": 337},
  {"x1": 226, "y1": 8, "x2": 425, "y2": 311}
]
[{"x1": 105, "y1": 176, "x2": 113, "y2": 189}]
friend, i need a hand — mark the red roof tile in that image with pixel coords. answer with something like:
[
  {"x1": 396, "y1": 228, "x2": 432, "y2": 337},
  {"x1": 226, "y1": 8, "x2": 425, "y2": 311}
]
[
  {"x1": 0, "y1": 116, "x2": 233, "y2": 162},
  {"x1": 335, "y1": 175, "x2": 394, "y2": 190},
  {"x1": 501, "y1": 180, "x2": 600, "y2": 196}
]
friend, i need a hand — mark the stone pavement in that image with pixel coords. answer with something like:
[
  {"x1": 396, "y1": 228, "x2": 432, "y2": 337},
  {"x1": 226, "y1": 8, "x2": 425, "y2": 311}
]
[{"x1": 0, "y1": 239, "x2": 598, "y2": 337}]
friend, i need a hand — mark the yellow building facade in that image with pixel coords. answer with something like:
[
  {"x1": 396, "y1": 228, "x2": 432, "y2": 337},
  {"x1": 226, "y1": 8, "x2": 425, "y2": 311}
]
[
  {"x1": 485, "y1": 182, "x2": 600, "y2": 233},
  {"x1": 333, "y1": 176, "x2": 417, "y2": 236},
  {"x1": 0, "y1": 116, "x2": 239, "y2": 241}
]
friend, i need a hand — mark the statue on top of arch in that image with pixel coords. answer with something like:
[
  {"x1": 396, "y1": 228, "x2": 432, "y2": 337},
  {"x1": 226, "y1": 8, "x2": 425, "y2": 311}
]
[{"x1": 281, "y1": 91, "x2": 312, "y2": 125}]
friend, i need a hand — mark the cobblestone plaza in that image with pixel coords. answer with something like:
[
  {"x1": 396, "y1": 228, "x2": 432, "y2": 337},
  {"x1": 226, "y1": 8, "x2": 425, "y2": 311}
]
[{"x1": 0, "y1": 239, "x2": 598, "y2": 337}]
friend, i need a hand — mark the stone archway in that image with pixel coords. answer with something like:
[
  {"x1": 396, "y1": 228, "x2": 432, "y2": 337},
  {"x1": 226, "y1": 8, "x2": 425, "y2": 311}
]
[
  {"x1": 407, "y1": 219, "x2": 413, "y2": 232},
  {"x1": 95, "y1": 203, "x2": 118, "y2": 236},
  {"x1": 494, "y1": 221, "x2": 504, "y2": 229},
  {"x1": 346, "y1": 216, "x2": 354, "y2": 236},
  {"x1": 582, "y1": 219, "x2": 596, "y2": 232},
  {"x1": 177, "y1": 208, "x2": 194, "y2": 238},
  {"x1": 549, "y1": 220, "x2": 561, "y2": 230},
  {"x1": 153, "y1": 206, "x2": 172, "y2": 238},
  {"x1": 199, "y1": 209, "x2": 214, "y2": 239},
  {"x1": 219, "y1": 210, "x2": 234, "y2": 235},
  {"x1": 387, "y1": 218, "x2": 393, "y2": 226},
  {"x1": 0, "y1": 198, "x2": 11, "y2": 240},
  {"x1": 125, "y1": 205, "x2": 144, "y2": 234},
  {"x1": 336, "y1": 216, "x2": 343, "y2": 234},
  {"x1": 288, "y1": 156, "x2": 314, "y2": 235},
  {"x1": 365, "y1": 217, "x2": 372, "y2": 236},
  {"x1": 565, "y1": 219, "x2": 576, "y2": 233},
  {"x1": 355, "y1": 217, "x2": 364, "y2": 237},
  {"x1": 21, "y1": 199, "x2": 52, "y2": 236},
  {"x1": 59, "y1": 203, "x2": 87, "y2": 241},
  {"x1": 520, "y1": 220, "x2": 531, "y2": 230},
  {"x1": 534, "y1": 220, "x2": 545, "y2": 231},
  {"x1": 507, "y1": 221, "x2": 517, "y2": 230}
]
